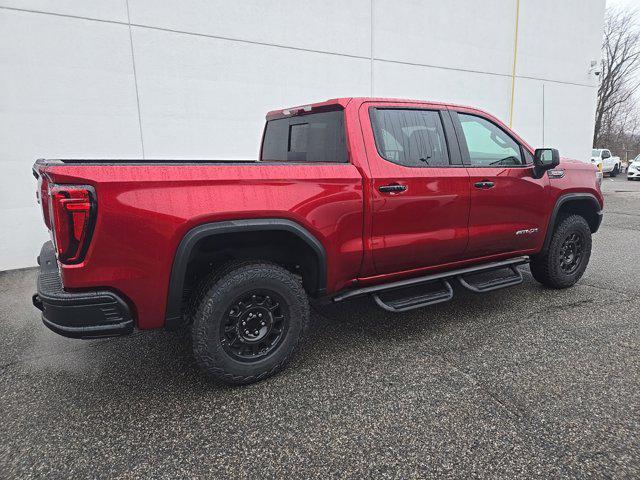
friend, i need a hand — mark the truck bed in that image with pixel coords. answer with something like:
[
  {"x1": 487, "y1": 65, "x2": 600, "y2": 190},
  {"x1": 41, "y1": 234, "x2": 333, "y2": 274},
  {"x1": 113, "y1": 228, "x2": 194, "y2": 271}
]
[{"x1": 34, "y1": 159, "x2": 365, "y2": 329}]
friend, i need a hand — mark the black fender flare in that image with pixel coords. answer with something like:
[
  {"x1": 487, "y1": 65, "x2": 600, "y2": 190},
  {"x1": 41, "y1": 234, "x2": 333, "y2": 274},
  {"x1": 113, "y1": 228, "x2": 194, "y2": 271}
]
[
  {"x1": 165, "y1": 218, "x2": 327, "y2": 330},
  {"x1": 540, "y1": 193, "x2": 602, "y2": 254}
]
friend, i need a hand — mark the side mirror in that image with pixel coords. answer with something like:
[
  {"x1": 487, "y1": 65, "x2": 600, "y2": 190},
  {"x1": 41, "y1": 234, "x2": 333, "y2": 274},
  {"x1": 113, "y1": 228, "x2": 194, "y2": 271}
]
[{"x1": 533, "y1": 148, "x2": 560, "y2": 178}]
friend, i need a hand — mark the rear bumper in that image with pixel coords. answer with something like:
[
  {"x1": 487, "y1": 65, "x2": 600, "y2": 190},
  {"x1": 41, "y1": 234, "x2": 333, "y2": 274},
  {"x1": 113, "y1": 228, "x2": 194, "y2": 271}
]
[{"x1": 33, "y1": 241, "x2": 134, "y2": 339}]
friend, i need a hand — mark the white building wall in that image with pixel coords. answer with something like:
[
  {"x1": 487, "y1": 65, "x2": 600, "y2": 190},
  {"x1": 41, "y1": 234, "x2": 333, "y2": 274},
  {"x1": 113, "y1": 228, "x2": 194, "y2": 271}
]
[{"x1": 0, "y1": 0, "x2": 606, "y2": 270}]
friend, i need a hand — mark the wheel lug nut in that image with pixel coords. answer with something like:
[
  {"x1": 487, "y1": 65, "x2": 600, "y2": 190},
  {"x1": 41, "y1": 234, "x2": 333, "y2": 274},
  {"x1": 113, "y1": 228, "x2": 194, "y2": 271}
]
[
  {"x1": 245, "y1": 330, "x2": 250, "y2": 335},
  {"x1": 261, "y1": 321, "x2": 265, "y2": 326},
  {"x1": 254, "y1": 330, "x2": 259, "y2": 335}
]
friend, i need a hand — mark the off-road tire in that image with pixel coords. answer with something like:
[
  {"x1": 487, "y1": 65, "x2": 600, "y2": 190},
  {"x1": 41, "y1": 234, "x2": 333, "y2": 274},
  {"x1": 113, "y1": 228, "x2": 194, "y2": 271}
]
[
  {"x1": 191, "y1": 261, "x2": 309, "y2": 385},
  {"x1": 530, "y1": 214, "x2": 592, "y2": 289}
]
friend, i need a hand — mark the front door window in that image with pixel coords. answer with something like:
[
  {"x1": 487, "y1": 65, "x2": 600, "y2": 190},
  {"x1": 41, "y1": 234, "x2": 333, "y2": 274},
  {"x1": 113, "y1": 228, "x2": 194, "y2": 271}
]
[{"x1": 458, "y1": 113, "x2": 523, "y2": 167}]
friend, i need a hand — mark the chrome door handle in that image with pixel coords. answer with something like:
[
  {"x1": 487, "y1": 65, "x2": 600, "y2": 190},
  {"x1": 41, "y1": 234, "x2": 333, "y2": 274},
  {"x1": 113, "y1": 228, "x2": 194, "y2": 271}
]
[{"x1": 474, "y1": 181, "x2": 495, "y2": 189}]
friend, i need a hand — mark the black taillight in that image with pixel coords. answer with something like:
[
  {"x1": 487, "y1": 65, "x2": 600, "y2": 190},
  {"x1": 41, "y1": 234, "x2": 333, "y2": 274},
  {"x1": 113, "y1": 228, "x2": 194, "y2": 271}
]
[{"x1": 48, "y1": 184, "x2": 96, "y2": 264}]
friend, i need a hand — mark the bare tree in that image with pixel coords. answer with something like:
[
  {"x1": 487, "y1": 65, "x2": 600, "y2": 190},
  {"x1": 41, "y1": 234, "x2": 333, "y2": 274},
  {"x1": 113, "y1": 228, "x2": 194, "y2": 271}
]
[{"x1": 593, "y1": 7, "x2": 640, "y2": 150}]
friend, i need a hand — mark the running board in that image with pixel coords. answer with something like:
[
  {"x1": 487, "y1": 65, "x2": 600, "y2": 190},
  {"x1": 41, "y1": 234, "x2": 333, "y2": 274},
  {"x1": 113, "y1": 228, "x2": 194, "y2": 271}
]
[
  {"x1": 373, "y1": 279, "x2": 454, "y2": 312},
  {"x1": 333, "y1": 256, "x2": 529, "y2": 304},
  {"x1": 458, "y1": 265, "x2": 523, "y2": 293}
]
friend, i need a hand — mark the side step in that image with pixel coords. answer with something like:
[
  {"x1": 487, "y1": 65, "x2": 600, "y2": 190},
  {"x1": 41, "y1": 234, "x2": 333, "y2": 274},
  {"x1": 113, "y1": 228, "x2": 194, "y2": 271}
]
[
  {"x1": 458, "y1": 265, "x2": 523, "y2": 293},
  {"x1": 332, "y1": 256, "x2": 529, "y2": 312},
  {"x1": 373, "y1": 279, "x2": 453, "y2": 313}
]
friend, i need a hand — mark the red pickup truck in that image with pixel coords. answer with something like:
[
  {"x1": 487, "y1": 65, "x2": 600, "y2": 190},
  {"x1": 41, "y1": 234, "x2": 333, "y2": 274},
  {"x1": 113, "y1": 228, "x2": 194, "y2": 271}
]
[{"x1": 32, "y1": 97, "x2": 603, "y2": 384}]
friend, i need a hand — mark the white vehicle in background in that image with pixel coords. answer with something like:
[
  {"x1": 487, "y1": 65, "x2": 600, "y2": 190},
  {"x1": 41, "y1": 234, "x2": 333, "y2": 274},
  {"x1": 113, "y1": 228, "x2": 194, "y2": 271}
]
[
  {"x1": 627, "y1": 154, "x2": 640, "y2": 181},
  {"x1": 591, "y1": 149, "x2": 622, "y2": 176}
]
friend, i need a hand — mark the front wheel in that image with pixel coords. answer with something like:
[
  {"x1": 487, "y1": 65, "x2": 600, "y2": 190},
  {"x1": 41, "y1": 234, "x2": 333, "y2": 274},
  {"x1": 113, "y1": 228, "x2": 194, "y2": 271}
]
[
  {"x1": 530, "y1": 215, "x2": 592, "y2": 289},
  {"x1": 611, "y1": 164, "x2": 620, "y2": 177},
  {"x1": 191, "y1": 261, "x2": 310, "y2": 384}
]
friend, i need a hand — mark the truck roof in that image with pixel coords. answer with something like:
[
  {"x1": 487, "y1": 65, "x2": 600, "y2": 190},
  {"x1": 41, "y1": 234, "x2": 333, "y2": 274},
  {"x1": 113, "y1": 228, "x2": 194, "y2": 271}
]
[
  {"x1": 265, "y1": 97, "x2": 477, "y2": 120},
  {"x1": 266, "y1": 97, "x2": 534, "y2": 154}
]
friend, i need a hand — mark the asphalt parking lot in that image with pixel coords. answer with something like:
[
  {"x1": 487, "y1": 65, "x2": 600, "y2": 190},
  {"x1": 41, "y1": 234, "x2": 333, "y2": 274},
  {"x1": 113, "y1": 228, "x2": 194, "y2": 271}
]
[{"x1": 1, "y1": 175, "x2": 639, "y2": 479}]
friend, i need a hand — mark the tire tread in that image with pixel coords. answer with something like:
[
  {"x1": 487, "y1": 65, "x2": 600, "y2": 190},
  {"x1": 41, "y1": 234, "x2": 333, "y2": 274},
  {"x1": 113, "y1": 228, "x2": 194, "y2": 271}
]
[
  {"x1": 530, "y1": 214, "x2": 591, "y2": 289},
  {"x1": 191, "y1": 261, "x2": 309, "y2": 385}
]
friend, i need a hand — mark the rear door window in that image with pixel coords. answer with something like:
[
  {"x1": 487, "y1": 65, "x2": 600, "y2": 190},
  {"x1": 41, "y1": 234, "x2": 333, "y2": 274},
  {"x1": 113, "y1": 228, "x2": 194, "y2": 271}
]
[
  {"x1": 369, "y1": 109, "x2": 451, "y2": 167},
  {"x1": 261, "y1": 110, "x2": 347, "y2": 162}
]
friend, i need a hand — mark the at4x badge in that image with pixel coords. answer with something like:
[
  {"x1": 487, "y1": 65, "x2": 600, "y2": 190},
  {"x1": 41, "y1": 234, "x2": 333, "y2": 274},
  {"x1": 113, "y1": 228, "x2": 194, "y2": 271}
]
[{"x1": 515, "y1": 228, "x2": 539, "y2": 236}]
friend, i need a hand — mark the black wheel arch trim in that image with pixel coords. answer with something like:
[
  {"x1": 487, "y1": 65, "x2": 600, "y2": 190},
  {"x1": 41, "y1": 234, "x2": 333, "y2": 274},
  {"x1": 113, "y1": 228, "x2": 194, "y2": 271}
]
[
  {"x1": 165, "y1": 218, "x2": 327, "y2": 330},
  {"x1": 541, "y1": 193, "x2": 602, "y2": 254}
]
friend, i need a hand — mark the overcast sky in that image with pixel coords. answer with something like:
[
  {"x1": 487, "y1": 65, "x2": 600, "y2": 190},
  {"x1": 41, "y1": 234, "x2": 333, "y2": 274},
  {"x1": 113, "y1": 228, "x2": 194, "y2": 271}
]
[{"x1": 607, "y1": 0, "x2": 639, "y2": 11}]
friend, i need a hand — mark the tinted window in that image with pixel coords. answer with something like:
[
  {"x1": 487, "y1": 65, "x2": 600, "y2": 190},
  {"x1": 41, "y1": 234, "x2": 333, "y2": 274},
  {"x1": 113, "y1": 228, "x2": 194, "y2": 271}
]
[
  {"x1": 370, "y1": 109, "x2": 450, "y2": 167},
  {"x1": 261, "y1": 110, "x2": 347, "y2": 162},
  {"x1": 523, "y1": 148, "x2": 534, "y2": 165},
  {"x1": 458, "y1": 113, "x2": 523, "y2": 166}
]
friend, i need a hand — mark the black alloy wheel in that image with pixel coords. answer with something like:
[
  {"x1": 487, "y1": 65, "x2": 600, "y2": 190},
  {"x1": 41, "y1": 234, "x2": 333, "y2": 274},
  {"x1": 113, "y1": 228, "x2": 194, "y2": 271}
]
[
  {"x1": 191, "y1": 261, "x2": 309, "y2": 384},
  {"x1": 559, "y1": 232, "x2": 584, "y2": 275},
  {"x1": 221, "y1": 290, "x2": 289, "y2": 362},
  {"x1": 529, "y1": 214, "x2": 592, "y2": 289}
]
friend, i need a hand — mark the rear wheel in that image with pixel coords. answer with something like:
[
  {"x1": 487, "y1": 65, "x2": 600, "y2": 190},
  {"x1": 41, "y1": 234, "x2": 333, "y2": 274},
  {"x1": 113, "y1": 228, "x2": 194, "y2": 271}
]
[
  {"x1": 191, "y1": 261, "x2": 309, "y2": 384},
  {"x1": 530, "y1": 215, "x2": 592, "y2": 289}
]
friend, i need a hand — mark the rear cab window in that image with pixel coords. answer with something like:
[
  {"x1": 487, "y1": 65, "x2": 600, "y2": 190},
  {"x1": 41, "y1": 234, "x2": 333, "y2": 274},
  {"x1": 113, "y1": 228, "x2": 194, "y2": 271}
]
[
  {"x1": 368, "y1": 108, "x2": 452, "y2": 167},
  {"x1": 261, "y1": 110, "x2": 347, "y2": 162}
]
